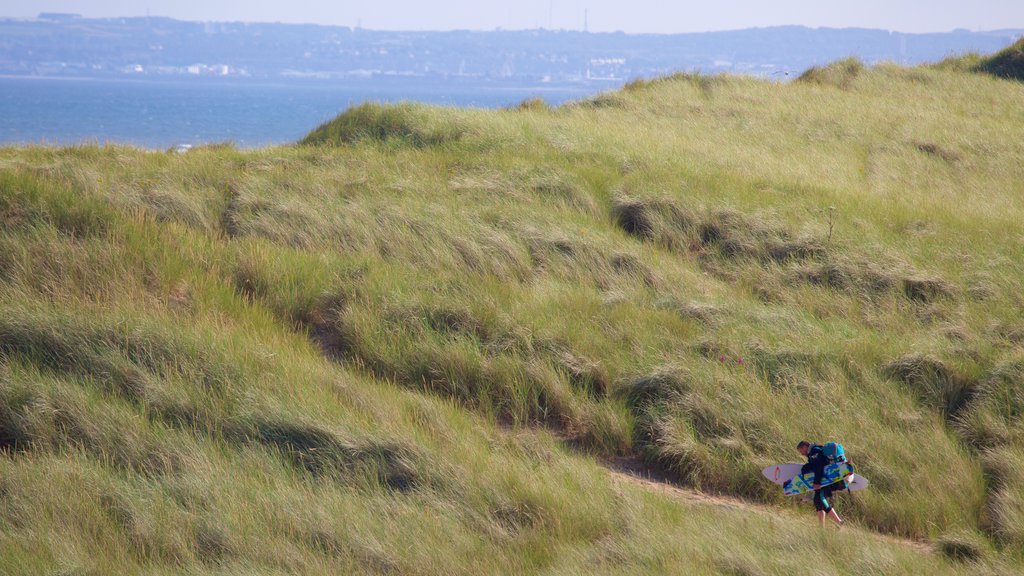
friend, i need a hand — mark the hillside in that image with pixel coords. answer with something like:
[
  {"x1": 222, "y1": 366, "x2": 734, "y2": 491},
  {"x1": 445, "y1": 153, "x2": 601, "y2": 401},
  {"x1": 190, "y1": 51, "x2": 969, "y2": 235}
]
[
  {"x1": 2, "y1": 55, "x2": 1024, "y2": 574},
  {"x1": 978, "y1": 38, "x2": 1024, "y2": 80},
  {"x1": 936, "y1": 37, "x2": 1024, "y2": 81}
]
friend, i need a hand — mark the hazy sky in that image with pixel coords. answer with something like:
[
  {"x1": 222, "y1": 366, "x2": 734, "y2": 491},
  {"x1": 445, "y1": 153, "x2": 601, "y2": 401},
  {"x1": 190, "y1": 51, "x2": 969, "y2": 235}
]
[{"x1": 6, "y1": 1, "x2": 1024, "y2": 34}]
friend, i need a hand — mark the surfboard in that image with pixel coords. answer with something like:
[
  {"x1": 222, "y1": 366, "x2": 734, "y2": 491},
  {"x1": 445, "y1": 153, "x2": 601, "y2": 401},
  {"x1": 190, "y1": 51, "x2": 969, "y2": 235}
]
[
  {"x1": 764, "y1": 462, "x2": 869, "y2": 495},
  {"x1": 783, "y1": 462, "x2": 857, "y2": 496},
  {"x1": 845, "y1": 474, "x2": 869, "y2": 492},
  {"x1": 762, "y1": 463, "x2": 804, "y2": 485}
]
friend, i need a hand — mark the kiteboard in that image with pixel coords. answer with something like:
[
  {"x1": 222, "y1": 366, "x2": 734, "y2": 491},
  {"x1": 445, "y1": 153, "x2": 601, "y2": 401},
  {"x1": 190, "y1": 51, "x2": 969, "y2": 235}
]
[{"x1": 761, "y1": 462, "x2": 869, "y2": 496}]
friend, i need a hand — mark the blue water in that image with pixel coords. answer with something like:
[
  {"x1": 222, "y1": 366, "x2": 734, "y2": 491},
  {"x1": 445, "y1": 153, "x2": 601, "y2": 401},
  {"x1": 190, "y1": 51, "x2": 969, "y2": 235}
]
[{"x1": 0, "y1": 76, "x2": 602, "y2": 149}]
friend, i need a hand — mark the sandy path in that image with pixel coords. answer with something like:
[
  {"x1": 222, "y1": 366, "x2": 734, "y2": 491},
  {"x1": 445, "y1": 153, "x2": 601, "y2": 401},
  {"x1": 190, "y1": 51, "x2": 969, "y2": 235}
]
[{"x1": 604, "y1": 457, "x2": 934, "y2": 555}]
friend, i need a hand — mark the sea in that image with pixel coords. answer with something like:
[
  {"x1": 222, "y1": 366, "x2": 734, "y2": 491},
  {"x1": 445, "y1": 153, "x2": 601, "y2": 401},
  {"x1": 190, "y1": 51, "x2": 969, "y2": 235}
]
[{"x1": 0, "y1": 76, "x2": 606, "y2": 150}]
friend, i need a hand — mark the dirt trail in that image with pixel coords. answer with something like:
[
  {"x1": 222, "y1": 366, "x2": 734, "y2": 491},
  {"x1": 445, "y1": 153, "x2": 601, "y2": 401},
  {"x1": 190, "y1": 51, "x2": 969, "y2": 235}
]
[{"x1": 604, "y1": 457, "x2": 934, "y2": 555}]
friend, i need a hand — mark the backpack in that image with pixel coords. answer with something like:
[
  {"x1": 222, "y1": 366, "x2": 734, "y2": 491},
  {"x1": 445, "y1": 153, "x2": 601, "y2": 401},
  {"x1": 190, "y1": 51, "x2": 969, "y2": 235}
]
[{"x1": 821, "y1": 442, "x2": 846, "y2": 464}]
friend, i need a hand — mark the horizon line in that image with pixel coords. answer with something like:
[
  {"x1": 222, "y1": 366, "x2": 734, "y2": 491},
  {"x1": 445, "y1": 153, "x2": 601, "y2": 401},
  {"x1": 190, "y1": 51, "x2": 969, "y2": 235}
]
[{"x1": 4, "y1": 13, "x2": 1024, "y2": 37}]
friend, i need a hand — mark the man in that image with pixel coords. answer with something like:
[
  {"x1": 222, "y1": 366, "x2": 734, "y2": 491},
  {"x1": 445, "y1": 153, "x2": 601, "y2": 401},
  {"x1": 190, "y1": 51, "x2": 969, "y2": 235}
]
[{"x1": 797, "y1": 440, "x2": 845, "y2": 527}]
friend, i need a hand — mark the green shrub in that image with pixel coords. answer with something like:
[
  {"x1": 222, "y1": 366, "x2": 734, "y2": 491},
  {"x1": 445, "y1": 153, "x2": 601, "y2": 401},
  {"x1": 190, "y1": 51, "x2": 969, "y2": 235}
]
[
  {"x1": 300, "y1": 102, "x2": 465, "y2": 147},
  {"x1": 797, "y1": 57, "x2": 866, "y2": 89}
]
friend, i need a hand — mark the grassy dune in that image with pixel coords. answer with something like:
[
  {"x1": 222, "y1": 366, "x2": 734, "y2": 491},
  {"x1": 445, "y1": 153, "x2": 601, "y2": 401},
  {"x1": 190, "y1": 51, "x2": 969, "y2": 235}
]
[
  {"x1": 1, "y1": 55, "x2": 1023, "y2": 573},
  {"x1": 936, "y1": 38, "x2": 1024, "y2": 81}
]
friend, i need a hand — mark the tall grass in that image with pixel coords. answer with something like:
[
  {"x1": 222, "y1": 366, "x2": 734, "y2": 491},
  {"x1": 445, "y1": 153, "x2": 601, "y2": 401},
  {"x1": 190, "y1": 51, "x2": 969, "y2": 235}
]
[{"x1": 1, "y1": 51, "x2": 1024, "y2": 572}]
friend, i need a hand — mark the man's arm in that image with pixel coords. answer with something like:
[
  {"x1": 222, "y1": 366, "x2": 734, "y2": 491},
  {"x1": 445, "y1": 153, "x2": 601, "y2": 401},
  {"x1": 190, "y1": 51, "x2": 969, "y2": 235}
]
[{"x1": 809, "y1": 452, "x2": 827, "y2": 487}]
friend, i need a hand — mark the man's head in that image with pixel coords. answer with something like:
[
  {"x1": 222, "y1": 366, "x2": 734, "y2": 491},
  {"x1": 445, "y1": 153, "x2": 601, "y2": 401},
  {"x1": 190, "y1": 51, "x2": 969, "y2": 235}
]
[{"x1": 797, "y1": 440, "x2": 811, "y2": 456}]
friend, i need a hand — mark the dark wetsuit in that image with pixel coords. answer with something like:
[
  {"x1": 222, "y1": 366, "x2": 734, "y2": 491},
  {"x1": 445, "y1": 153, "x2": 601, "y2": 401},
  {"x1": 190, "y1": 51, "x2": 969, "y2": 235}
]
[{"x1": 802, "y1": 444, "x2": 838, "y2": 512}]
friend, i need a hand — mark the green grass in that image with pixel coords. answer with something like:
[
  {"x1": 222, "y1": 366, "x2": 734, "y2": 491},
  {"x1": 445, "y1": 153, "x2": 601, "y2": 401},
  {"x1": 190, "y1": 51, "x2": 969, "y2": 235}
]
[
  {"x1": 1, "y1": 49, "x2": 1024, "y2": 573},
  {"x1": 937, "y1": 38, "x2": 1024, "y2": 81}
]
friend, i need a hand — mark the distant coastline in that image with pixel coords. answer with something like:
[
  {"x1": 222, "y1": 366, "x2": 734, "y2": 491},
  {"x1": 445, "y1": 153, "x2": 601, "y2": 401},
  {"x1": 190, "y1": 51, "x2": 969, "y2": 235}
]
[{"x1": 3, "y1": 17, "x2": 1020, "y2": 83}]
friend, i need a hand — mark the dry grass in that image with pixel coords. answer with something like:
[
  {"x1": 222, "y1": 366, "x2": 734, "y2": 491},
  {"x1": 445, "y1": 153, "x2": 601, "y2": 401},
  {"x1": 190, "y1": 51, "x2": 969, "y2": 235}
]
[{"x1": 2, "y1": 49, "x2": 1024, "y2": 573}]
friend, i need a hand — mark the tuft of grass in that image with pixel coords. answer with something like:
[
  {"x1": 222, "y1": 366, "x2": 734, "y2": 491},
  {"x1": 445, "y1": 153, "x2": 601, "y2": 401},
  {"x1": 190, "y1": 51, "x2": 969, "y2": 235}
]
[
  {"x1": 883, "y1": 354, "x2": 977, "y2": 420},
  {"x1": 300, "y1": 102, "x2": 466, "y2": 147},
  {"x1": 980, "y1": 447, "x2": 1024, "y2": 551},
  {"x1": 610, "y1": 194, "x2": 696, "y2": 250},
  {"x1": 797, "y1": 57, "x2": 866, "y2": 89},
  {"x1": 937, "y1": 530, "x2": 991, "y2": 562},
  {"x1": 935, "y1": 38, "x2": 1024, "y2": 82},
  {"x1": 511, "y1": 97, "x2": 551, "y2": 112},
  {"x1": 955, "y1": 356, "x2": 1024, "y2": 450},
  {"x1": 903, "y1": 276, "x2": 956, "y2": 304},
  {"x1": 618, "y1": 368, "x2": 692, "y2": 410},
  {"x1": 977, "y1": 38, "x2": 1024, "y2": 81},
  {"x1": 226, "y1": 416, "x2": 427, "y2": 491}
]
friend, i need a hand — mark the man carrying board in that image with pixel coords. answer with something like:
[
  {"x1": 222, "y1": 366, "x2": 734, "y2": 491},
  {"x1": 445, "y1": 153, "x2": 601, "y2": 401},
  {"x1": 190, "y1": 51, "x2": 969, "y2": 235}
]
[{"x1": 797, "y1": 440, "x2": 846, "y2": 527}]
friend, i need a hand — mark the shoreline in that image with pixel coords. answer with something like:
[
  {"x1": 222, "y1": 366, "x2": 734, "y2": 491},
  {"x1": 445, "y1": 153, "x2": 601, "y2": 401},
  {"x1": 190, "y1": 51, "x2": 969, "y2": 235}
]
[{"x1": 0, "y1": 73, "x2": 614, "y2": 92}]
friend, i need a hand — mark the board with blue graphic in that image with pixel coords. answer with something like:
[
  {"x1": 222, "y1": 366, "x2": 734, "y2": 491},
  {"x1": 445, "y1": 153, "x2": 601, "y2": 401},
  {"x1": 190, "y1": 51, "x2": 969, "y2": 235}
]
[{"x1": 782, "y1": 462, "x2": 860, "y2": 496}]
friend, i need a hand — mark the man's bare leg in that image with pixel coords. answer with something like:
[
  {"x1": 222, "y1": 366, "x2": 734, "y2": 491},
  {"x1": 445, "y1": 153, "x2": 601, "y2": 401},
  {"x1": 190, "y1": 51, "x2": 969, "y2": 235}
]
[
  {"x1": 817, "y1": 510, "x2": 826, "y2": 527},
  {"x1": 827, "y1": 509, "x2": 844, "y2": 526}
]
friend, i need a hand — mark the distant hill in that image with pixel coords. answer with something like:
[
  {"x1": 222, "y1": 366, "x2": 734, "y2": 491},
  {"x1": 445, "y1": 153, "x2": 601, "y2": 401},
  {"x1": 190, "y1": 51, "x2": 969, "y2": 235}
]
[{"x1": 0, "y1": 15, "x2": 1021, "y2": 82}]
